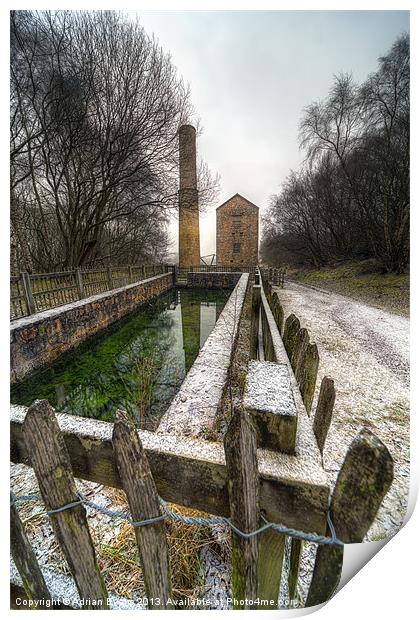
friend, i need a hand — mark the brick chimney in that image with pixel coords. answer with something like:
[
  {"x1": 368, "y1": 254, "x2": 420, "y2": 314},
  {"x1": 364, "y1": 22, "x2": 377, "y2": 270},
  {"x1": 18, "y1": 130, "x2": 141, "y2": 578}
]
[{"x1": 178, "y1": 125, "x2": 200, "y2": 268}]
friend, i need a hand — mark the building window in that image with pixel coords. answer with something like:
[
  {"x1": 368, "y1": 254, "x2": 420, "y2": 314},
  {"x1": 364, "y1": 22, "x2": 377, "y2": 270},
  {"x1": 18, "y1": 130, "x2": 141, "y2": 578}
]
[
  {"x1": 233, "y1": 215, "x2": 241, "y2": 229},
  {"x1": 233, "y1": 243, "x2": 241, "y2": 254}
]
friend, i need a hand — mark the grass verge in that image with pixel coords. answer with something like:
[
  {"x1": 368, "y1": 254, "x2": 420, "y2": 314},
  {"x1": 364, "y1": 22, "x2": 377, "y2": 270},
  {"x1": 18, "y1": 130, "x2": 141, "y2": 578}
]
[{"x1": 288, "y1": 260, "x2": 409, "y2": 317}]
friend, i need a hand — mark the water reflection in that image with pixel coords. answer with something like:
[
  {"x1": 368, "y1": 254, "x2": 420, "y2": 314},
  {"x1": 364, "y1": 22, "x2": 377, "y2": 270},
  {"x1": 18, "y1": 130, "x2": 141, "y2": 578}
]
[{"x1": 11, "y1": 288, "x2": 229, "y2": 429}]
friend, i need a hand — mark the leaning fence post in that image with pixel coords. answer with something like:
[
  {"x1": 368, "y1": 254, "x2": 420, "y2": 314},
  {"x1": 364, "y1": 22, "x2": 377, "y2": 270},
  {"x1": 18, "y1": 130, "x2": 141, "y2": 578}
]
[
  {"x1": 23, "y1": 400, "x2": 109, "y2": 609},
  {"x1": 75, "y1": 268, "x2": 85, "y2": 300},
  {"x1": 283, "y1": 314, "x2": 300, "y2": 361},
  {"x1": 112, "y1": 411, "x2": 172, "y2": 609},
  {"x1": 305, "y1": 428, "x2": 394, "y2": 607},
  {"x1": 10, "y1": 492, "x2": 51, "y2": 602},
  {"x1": 313, "y1": 377, "x2": 336, "y2": 454},
  {"x1": 21, "y1": 272, "x2": 36, "y2": 315},
  {"x1": 271, "y1": 293, "x2": 284, "y2": 335},
  {"x1": 224, "y1": 407, "x2": 259, "y2": 609},
  {"x1": 292, "y1": 327, "x2": 310, "y2": 382},
  {"x1": 300, "y1": 343, "x2": 319, "y2": 413}
]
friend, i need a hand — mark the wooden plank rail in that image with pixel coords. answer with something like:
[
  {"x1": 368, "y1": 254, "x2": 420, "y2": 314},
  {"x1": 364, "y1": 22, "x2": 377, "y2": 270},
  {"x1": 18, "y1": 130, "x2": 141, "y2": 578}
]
[
  {"x1": 11, "y1": 405, "x2": 330, "y2": 534},
  {"x1": 10, "y1": 265, "x2": 396, "y2": 610}
]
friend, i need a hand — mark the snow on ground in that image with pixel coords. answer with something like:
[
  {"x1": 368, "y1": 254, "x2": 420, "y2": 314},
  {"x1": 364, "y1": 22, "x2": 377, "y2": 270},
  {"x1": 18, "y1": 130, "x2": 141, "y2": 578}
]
[{"x1": 275, "y1": 281, "x2": 410, "y2": 540}]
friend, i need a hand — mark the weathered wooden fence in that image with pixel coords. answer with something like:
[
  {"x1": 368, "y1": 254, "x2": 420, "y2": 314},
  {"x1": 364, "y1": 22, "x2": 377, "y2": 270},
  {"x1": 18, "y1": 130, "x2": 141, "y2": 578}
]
[
  {"x1": 10, "y1": 264, "x2": 170, "y2": 320},
  {"x1": 11, "y1": 401, "x2": 393, "y2": 608},
  {"x1": 250, "y1": 269, "x2": 394, "y2": 607},
  {"x1": 10, "y1": 266, "x2": 394, "y2": 610}
]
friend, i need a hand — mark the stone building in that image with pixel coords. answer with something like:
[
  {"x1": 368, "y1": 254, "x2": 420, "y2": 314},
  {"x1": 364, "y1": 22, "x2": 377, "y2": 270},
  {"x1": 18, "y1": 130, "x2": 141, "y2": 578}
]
[{"x1": 216, "y1": 194, "x2": 259, "y2": 267}]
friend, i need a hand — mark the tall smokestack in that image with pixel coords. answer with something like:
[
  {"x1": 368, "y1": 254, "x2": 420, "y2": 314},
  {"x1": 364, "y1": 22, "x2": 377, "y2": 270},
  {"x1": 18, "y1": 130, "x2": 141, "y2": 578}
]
[{"x1": 178, "y1": 125, "x2": 200, "y2": 268}]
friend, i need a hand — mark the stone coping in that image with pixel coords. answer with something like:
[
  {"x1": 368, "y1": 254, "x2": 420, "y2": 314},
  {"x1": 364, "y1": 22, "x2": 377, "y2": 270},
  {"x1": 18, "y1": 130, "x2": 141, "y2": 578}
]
[
  {"x1": 244, "y1": 361, "x2": 296, "y2": 418},
  {"x1": 244, "y1": 360, "x2": 298, "y2": 454},
  {"x1": 157, "y1": 273, "x2": 249, "y2": 437}
]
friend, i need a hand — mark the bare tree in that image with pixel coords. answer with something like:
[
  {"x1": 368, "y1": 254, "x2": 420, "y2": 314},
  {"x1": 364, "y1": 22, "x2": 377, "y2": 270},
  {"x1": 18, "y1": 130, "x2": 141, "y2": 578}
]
[
  {"x1": 10, "y1": 10, "x2": 219, "y2": 271},
  {"x1": 263, "y1": 34, "x2": 409, "y2": 274}
]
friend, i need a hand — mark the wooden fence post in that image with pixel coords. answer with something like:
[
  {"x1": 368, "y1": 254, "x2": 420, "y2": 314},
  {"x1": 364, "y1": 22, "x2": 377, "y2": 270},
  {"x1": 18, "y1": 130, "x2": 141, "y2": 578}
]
[
  {"x1": 75, "y1": 268, "x2": 85, "y2": 300},
  {"x1": 283, "y1": 314, "x2": 300, "y2": 361},
  {"x1": 224, "y1": 407, "x2": 259, "y2": 609},
  {"x1": 299, "y1": 343, "x2": 319, "y2": 413},
  {"x1": 306, "y1": 428, "x2": 394, "y2": 607},
  {"x1": 313, "y1": 377, "x2": 336, "y2": 454},
  {"x1": 21, "y1": 272, "x2": 36, "y2": 315},
  {"x1": 257, "y1": 529, "x2": 285, "y2": 609},
  {"x1": 271, "y1": 293, "x2": 284, "y2": 335},
  {"x1": 23, "y1": 400, "x2": 109, "y2": 609},
  {"x1": 129, "y1": 265, "x2": 133, "y2": 283},
  {"x1": 10, "y1": 493, "x2": 51, "y2": 602},
  {"x1": 112, "y1": 411, "x2": 172, "y2": 610},
  {"x1": 288, "y1": 537, "x2": 302, "y2": 602},
  {"x1": 292, "y1": 327, "x2": 310, "y2": 383}
]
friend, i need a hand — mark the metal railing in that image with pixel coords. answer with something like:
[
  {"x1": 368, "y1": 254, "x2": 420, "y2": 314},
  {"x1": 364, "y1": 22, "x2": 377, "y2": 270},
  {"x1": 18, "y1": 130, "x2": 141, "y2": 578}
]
[
  {"x1": 10, "y1": 265, "x2": 170, "y2": 321},
  {"x1": 174, "y1": 264, "x2": 257, "y2": 284}
]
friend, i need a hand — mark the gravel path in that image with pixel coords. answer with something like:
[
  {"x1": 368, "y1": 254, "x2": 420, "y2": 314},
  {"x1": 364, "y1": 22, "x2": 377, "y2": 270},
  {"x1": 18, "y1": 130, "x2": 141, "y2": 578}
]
[{"x1": 275, "y1": 281, "x2": 410, "y2": 540}]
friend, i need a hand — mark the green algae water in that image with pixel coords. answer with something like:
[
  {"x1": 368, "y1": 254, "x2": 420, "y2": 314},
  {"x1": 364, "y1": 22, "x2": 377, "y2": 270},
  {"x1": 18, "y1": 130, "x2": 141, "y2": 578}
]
[{"x1": 11, "y1": 288, "x2": 229, "y2": 430}]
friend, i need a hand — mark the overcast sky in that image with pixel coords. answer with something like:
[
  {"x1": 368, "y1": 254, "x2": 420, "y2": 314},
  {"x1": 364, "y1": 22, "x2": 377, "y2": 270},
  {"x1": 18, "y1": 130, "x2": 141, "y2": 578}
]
[{"x1": 134, "y1": 10, "x2": 409, "y2": 258}]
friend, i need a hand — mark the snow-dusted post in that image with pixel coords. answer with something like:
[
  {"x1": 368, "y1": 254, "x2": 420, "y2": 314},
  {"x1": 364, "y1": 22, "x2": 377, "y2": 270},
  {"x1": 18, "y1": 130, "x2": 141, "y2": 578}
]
[
  {"x1": 23, "y1": 400, "x2": 109, "y2": 609},
  {"x1": 300, "y1": 343, "x2": 319, "y2": 413},
  {"x1": 283, "y1": 314, "x2": 300, "y2": 362},
  {"x1": 306, "y1": 428, "x2": 394, "y2": 607},
  {"x1": 271, "y1": 292, "x2": 284, "y2": 335},
  {"x1": 313, "y1": 377, "x2": 336, "y2": 453}
]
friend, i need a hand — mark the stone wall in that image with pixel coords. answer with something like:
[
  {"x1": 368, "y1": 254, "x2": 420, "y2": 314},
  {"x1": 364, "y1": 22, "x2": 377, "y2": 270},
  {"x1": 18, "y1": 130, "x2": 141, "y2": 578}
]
[
  {"x1": 216, "y1": 194, "x2": 259, "y2": 267},
  {"x1": 186, "y1": 271, "x2": 242, "y2": 288},
  {"x1": 10, "y1": 273, "x2": 173, "y2": 385}
]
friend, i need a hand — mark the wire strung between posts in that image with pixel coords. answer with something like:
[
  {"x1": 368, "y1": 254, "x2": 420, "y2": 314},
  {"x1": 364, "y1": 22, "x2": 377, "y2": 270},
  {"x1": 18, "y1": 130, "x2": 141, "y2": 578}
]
[{"x1": 10, "y1": 491, "x2": 344, "y2": 548}]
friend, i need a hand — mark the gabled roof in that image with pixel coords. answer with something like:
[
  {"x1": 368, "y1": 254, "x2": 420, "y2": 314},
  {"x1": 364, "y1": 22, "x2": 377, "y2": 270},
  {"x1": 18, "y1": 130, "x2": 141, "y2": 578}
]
[{"x1": 216, "y1": 193, "x2": 259, "y2": 211}]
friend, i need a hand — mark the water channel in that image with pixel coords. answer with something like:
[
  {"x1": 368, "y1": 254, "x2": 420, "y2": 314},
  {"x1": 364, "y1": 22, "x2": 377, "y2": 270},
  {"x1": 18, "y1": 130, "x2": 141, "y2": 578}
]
[{"x1": 11, "y1": 288, "x2": 230, "y2": 430}]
